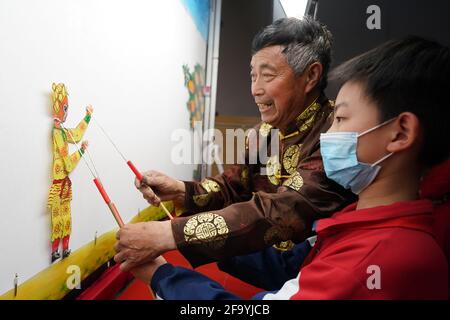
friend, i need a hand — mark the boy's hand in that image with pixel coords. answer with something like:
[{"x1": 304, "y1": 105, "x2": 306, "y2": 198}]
[
  {"x1": 129, "y1": 256, "x2": 168, "y2": 284},
  {"x1": 114, "y1": 220, "x2": 176, "y2": 272}
]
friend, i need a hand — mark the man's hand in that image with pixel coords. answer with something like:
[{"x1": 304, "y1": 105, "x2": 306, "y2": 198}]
[
  {"x1": 114, "y1": 220, "x2": 176, "y2": 272},
  {"x1": 135, "y1": 170, "x2": 185, "y2": 207},
  {"x1": 130, "y1": 256, "x2": 168, "y2": 284}
]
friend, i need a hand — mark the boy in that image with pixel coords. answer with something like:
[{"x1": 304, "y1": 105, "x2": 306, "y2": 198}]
[{"x1": 126, "y1": 36, "x2": 449, "y2": 299}]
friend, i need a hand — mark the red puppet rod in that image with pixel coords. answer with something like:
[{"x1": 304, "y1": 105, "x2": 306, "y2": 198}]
[
  {"x1": 93, "y1": 178, "x2": 125, "y2": 228},
  {"x1": 126, "y1": 160, "x2": 173, "y2": 219},
  {"x1": 61, "y1": 124, "x2": 125, "y2": 228},
  {"x1": 93, "y1": 118, "x2": 174, "y2": 220},
  {"x1": 62, "y1": 123, "x2": 156, "y2": 300},
  {"x1": 127, "y1": 160, "x2": 143, "y2": 180}
]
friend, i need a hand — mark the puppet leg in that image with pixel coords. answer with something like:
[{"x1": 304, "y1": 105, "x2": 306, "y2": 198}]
[
  {"x1": 61, "y1": 201, "x2": 72, "y2": 258},
  {"x1": 51, "y1": 203, "x2": 63, "y2": 262}
]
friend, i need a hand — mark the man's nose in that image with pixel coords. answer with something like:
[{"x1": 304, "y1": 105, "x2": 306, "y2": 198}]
[{"x1": 251, "y1": 81, "x2": 264, "y2": 97}]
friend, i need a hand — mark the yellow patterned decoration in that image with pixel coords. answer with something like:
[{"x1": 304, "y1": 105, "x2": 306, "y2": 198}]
[
  {"x1": 193, "y1": 193, "x2": 212, "y2": 207},
  {"x1": 200, "y1": 179, "x2": 221, "y2": 193},
  {"x1": 51, "y1": 83, "x2": 68, "y2": 114},
  {"x1": 282, "y1": 171, "x2": 304, "y2": 191},
  {"x1": 241, "y1": 166, "x2": 249, "y2": 187},
  {"x1": 299, "y1": 112, "x2": 317, "y2": 132},
  {"x1": 266, "y1": 155, "x2": 282, "y2": 185},
  {"x1": 296, "y1": 101, "x2": 321, "y2": 133},
  {"x1": 183, "y1": 212, "x2": 229, "y2": 248},
  {"x1": 273, "y1": 240, "x2": 295, "y2": 251},
  {"x1": 279, "y1": 130, "x2": 300, "y2": 140},
  {"x1": 259, "y1": 122, "x2": 273, "y2": 137},
  {"x1": 283, "y1": 144, "x2": 301, "y2": 175}
]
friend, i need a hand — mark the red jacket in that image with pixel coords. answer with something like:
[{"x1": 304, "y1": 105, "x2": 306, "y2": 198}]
[
  {"x1": 149, "y1": 199, "x2": 448, "y2": 300},
  {"x1": 286, "y1": 200, "x2": 448, "y2": 299},
  {"x1": 420, "y1": 157, "x2": 450, "y2": 295}
]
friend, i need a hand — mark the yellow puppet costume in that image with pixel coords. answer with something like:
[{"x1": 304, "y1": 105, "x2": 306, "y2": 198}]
[{"x1": 47, "y1": 83, "x2": 92, "y2": 262}]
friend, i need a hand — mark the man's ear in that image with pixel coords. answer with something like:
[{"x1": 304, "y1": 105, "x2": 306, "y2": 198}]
[
  {"x1": 304, "y1": 62, "x2": 323, "y2": 94},
  {"x1": 386, "y1": 112, "x2": 421, "y2": 153}
]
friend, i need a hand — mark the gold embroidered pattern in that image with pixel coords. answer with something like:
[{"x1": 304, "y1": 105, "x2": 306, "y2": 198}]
[
  {"x1": 299, "y1": 114, "x2": 317, "y2": 132},
  {"x1": 296, "y1": 101, "x2": 321, "y2": 133},
  {"x1": 241, "y1": 166, "x2": 249, "y2": 187},
  {"x1": 259, "y1": 122, "x2": 273, "y2": 137},
  {"x1": 266, "y1": 155, "x2": 281, "y2": 186},
  {"x1": 279, "y1": 130, "x2": 299, "y2": 140},
  {"x1": 283, "y1": 144, "x2": 301, "y2": 175},
  {"x1": 193, "y1": 193, "x2": 212, "y2": 207},
  {"x1": 200, "y1": 179, "x2": 221, "y2": 193},
  {"x1": 183, "y1": 212, "x2": 229, "y2": 248},
  {"x1": 273, "y1": 240, "x2": 295, "y2": 251},
  {"x1": 282, "y1": 171, "x2": 304, "y2": 191}
]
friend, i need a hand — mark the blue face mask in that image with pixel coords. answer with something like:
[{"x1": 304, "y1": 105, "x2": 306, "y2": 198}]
[{"x1": 320, "y1": 118, "x2": 395, "y2": 194}]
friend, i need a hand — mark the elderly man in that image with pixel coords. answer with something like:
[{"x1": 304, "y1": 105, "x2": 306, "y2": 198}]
[{"x1": 115, "y1": 17, "x2": 356, "y2": 271}]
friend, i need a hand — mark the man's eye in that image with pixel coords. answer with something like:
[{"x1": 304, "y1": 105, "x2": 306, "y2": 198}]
[{"x1": 263, "y1": 74, "x2": 275, "y2": 79}]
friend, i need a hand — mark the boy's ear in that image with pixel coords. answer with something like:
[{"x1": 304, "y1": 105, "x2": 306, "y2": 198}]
[
  {"x1": 386, "y1": 112, "x2": 421, "y2": 153},
  {"x1": 304, "y1": 62, "x2": 323, "y2": 94}
]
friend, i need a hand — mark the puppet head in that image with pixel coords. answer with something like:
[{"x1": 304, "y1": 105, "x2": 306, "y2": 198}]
[{"x1": 51, "y1": 83, "x2": 69, "y2": 123}]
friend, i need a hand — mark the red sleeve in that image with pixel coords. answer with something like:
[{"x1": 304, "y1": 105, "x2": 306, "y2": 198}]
[{"x1": 290, "y1": 260, "x2": 366, "y2": 300}]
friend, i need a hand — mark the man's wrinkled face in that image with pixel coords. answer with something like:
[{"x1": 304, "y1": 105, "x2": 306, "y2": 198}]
[{"x1": 250, "y1": 45, "x2": 307, "y2": 131}]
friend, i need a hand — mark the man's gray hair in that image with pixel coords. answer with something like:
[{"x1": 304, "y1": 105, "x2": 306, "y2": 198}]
[{"x1": 252, "y1": 17, "x2": 333, "y2": 91}]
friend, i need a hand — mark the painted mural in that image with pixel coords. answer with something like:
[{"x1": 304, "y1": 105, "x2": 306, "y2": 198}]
[
  {"x1": 180, "y1": 0, "x2": 210, "y2": 40},
  {"x1": 183, "y1": 64, "x2": 206, "y2": 129}
]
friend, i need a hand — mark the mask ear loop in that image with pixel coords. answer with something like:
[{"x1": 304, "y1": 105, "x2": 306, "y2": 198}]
[
  {"x1": 371, "y1": 152, "x2": 393, "y2": 167},
  {"x1": 358, "y1": 117, "x2": 397, "y2": 137},
  {"x1": 357, "y1": 117, "x2": 397, "y2": 167}
]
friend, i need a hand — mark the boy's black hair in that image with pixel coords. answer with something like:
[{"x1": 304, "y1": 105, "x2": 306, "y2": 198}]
[
  {"x1": 252, "y1": 17, "x2": 333, "y2": 91},
  {"x1": 330, "y1": 36, "x2": 450, "y2": 167}
]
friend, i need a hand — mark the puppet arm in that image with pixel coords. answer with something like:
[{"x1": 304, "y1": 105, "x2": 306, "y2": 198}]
[
  {"x1": 54, "y1": 129, "x2": 84, "y2": 173},
  {"x1": 65, "y1": 113, "x2": 91, "y2": 143}
]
